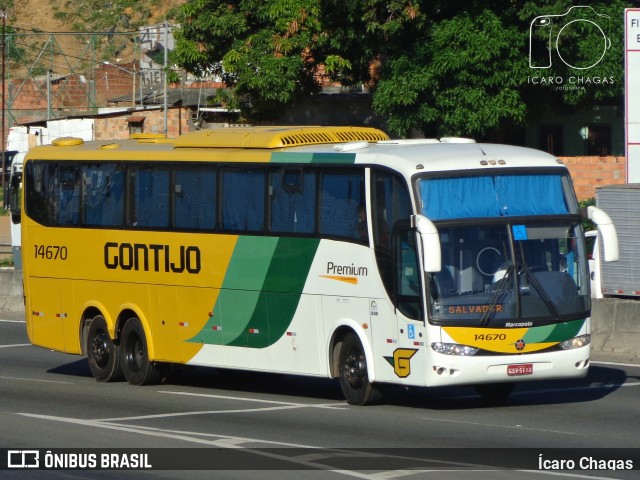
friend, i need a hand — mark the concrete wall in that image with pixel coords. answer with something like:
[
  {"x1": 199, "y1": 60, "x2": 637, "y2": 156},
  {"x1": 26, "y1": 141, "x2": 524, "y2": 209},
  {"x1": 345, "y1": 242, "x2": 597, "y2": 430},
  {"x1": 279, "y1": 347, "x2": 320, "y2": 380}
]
[
  {"x1": 1, "y1": 268, "x2": 637, "y2": 358},
  {"x1": 0, "y1": 269, "x2": 24, "y2": 313},
  {"x1": 591, "y1": 298, "x2": 640, "y2": 357}
]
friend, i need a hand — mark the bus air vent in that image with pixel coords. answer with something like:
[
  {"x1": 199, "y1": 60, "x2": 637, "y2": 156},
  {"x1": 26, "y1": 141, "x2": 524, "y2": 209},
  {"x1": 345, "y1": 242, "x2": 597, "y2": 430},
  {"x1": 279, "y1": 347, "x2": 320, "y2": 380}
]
[{"x1": 172, "y1": 126, "x2": 389, "y2": 149}]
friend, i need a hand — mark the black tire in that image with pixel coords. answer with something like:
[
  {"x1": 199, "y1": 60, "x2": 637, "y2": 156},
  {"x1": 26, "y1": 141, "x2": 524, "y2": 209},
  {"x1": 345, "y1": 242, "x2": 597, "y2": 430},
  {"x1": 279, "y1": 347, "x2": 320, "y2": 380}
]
[
  {"x1": 86, "y1": 315, "x2": 123, "y2": 382},
  {"x1": 338, "y1": 333, "x2": 382, "y2": 406},
  {"x1": 475, "y1": 382, "x2": 515, "y2": 403},
  {"x1": 120, "y1": 317, "x2": 162, "y2": 386}
]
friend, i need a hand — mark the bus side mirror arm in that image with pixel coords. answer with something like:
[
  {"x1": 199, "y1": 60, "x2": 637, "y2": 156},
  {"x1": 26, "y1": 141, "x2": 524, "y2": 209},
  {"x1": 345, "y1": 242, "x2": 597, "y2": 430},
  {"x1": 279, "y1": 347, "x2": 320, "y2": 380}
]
[
  {"x1": 412, "y1": 214, "x2": 441, "y2": 272},
  {"x1": 585, "y1": 205, "x2": 619, "y2": 262}
]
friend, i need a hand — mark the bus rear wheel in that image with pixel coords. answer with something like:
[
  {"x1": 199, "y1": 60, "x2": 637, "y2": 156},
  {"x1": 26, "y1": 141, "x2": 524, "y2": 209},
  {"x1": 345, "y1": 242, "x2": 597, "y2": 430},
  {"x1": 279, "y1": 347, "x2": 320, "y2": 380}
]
[
  {"x1": 86, "y1": 315, "x2": 123, "y2": 382},
  {"x1": 338, "y1": 333, "x2": 382, "y2": 406},
  {"x1": 120, "y1": 317, "x2": 162, "y2": 386}
]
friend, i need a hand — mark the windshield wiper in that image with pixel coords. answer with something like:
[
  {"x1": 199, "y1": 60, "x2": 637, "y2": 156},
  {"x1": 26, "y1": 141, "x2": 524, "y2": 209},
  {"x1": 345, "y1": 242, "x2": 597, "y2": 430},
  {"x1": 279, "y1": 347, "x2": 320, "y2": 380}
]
[
  {"x1": 480, "y1": 264, "x2": 514, "y2": 327},
  {"x1": 519, "y1": 264, "x2": 561, "y2": 322}
]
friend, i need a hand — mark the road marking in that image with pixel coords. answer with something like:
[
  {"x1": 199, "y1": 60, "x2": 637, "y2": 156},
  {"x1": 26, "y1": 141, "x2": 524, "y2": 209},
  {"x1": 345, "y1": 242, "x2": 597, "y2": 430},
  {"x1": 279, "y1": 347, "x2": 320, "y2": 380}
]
[
  {"x1": 160, "y1": 390, "x2": 347, "y2": 408},
  {"x1": 94, "y1": 391, "x2": 346, "y2": 422},
  {"x1": 0, "y1": 343, "x2": 31, "y2": 348},
  {"x1": 17, "y1": 413, "x2": 627, "y2": 479},
  {"x1": 97, "y1": 404, "x2": 324, "y2": 422},
  {"x1": 0, "y1": 375, "x2": 73, "y2": 384},
  {"x1": 592, "y1": 360, "x2": 640, "y2": 368},
  {"x1": 16, "y1": 413, "x2": 377, "y2": 479},
  {"x1": 417, "y1": 416, "x2": 578, "y2": 436},
  {"x1": 0, "y1": 319, "x2": 26, "y2": 323}
]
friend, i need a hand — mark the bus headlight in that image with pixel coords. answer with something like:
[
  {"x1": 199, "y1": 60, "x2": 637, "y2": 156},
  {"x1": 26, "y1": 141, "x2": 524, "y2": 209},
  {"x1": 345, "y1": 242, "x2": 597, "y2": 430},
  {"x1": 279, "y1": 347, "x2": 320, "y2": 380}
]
[
  {"x1": 431, "y1": 342, "x2": 479, "y2": 356},
  {"x1": 559, "y1": 334, "x2": 590, "y2": 350}
]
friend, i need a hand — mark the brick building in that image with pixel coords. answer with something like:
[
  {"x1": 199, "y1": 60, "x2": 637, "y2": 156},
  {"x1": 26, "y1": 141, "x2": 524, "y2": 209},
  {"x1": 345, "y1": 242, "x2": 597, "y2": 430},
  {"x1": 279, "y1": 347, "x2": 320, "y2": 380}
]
[{"x1": 3, "y1": 65, "x2": 627, "y2": 202}]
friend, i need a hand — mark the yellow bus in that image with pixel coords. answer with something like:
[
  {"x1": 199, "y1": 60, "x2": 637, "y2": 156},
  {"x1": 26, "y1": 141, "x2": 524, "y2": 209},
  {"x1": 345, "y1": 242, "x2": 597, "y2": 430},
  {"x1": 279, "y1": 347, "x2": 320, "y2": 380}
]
[{"x1": 20, "y1": 126, "x2": 618, "y2": 405}]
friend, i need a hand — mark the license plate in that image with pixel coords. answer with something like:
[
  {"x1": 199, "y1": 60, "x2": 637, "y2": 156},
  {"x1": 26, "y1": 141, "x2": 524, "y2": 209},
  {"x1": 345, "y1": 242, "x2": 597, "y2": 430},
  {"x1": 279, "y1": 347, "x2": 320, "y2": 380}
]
[{"x1": 507, "y1": 363, "x2": 533, "y2": 376}]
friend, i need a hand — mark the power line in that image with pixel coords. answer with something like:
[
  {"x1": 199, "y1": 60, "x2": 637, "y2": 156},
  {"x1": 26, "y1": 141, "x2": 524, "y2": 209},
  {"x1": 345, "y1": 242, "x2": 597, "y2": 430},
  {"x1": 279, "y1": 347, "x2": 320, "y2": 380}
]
[{"x1": 10, "y1": 27, "x2": 139, "y2": 36}]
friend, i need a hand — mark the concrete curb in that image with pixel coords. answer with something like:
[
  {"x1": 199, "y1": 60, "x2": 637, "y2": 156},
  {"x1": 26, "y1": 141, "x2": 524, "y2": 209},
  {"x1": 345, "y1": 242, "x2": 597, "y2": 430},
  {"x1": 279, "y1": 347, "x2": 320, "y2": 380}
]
[{"x1": 1, "y1": 269, "x2": 637, "y2": 358}]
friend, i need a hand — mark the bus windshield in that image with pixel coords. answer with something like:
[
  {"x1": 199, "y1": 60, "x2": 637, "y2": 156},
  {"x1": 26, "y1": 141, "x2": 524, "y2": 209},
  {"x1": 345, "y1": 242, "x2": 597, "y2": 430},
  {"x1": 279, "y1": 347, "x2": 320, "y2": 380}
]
[
  {"x1": 416, "y1": 172, "x2": 589, "y2": 326},
  {"x1": 426, "y1": 222, "x2": 590, "y2": 325}
]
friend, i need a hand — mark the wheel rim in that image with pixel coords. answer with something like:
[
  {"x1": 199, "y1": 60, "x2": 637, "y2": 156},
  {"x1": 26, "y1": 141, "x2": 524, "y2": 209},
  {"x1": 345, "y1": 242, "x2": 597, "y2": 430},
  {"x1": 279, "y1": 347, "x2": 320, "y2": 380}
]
[
  {"x1": 343, "y1": 348, "x2": 366, "y2": 390},
  {"x1": 91, "y1": 329, "x2": 111, "y2": 368}
]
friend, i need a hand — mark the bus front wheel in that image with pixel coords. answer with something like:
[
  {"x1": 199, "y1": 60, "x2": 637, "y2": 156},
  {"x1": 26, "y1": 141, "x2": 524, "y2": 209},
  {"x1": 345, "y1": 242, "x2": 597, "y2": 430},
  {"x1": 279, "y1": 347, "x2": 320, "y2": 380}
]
[
  {"x1": 86, "y1": 315, "x2": 123, "y2": 382},
  {"x1": 338, "y1": 333, "x2": 382, "y2": 406},
  {"x1": 120, "y1": 317, "x2": 162, "y2": 386}
]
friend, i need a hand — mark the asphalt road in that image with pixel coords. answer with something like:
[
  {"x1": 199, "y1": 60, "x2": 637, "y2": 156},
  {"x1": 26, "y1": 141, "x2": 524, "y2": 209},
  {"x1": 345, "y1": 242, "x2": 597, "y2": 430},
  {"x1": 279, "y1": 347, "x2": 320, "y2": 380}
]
[{"x1": 1, "y1": 312, "x2": 639, "y2": 480}]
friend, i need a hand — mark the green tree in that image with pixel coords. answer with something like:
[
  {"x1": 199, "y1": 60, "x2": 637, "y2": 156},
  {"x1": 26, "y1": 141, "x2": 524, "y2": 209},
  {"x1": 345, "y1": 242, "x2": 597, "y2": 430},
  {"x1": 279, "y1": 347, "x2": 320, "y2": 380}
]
[
  {"x1": 171, "y1": 0, "x2": 631, "y2": 135},
  {"x1": 374, "y1": 0, "x2": 629, "y2": 138},
  {"x1": 173, "y1": 0, "x2": 326, "y2": 119},
  {"x1": 171, "y1": 0, "x2": 420, "y2": 119},
  {"x1": 373, "y1": 5, "x2": 530, "y2": 138}
]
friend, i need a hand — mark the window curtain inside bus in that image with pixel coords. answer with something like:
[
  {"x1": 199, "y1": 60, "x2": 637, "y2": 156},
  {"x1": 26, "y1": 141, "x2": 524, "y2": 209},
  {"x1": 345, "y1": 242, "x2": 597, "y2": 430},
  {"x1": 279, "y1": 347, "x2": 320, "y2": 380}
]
[
  {"x1": 133, "y1": 168, "x2": 169, "y2": 227},
  {"x1": 83, "y1": 164, "x2": 124, "y2": 226},
  {"x1": 54, "y1": 166, "x2": 81, "y2": 226},
  {"x1": 320, "y1": 172, "x2": 362, "y2": 239},
  {"x1": 174, "y1": 169, "x2": 216, "y2": 229},
  {"x1": 222, "y1": 169, "x2": 265, "y2": 231},
  {"x1": 270, "y1": 169, "x2": 315, "y2": 233},
  {"x1": 419, "y1": 174, "x2": 569, "y2": 220}
]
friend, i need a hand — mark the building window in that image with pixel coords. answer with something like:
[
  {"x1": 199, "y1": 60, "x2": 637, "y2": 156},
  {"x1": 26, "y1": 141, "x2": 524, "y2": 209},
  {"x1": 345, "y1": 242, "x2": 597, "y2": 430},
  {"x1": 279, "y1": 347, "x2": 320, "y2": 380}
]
[
  {"x1": 586, "y1": 125, "x2": 611, "y2": 156},
  {"x1": 540, "y1": 125, "x2": 563, "y2": 156},
  {"x1": 127, "y1": 115, "x2": 145, "y2": 135}
]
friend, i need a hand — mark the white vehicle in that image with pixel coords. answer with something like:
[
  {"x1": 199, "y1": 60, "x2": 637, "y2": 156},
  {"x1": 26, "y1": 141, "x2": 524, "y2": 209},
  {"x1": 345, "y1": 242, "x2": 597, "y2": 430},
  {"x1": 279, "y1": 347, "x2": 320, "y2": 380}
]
[
  {"x1": 7, "y1": 151, "x2": 25, "y2": 269},
  {"x1": 596, "y1": 184, "x2": 640, "y2": 297}
]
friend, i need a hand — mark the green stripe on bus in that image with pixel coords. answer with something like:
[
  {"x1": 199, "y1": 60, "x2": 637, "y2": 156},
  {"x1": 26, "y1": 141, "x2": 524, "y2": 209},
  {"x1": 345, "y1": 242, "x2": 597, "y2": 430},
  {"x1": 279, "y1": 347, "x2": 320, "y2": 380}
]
[
  {"x1": 188, "y1": 237, "x2": 320, "y2": 348},
  {"x1": 187, "y1": 237, "x2": 277, "y2": 345},
  {"x1": 226, "y1": 237, "x2": 320, "y2": 347},
  {"x1": 270, "y1": 152, "x2": 356, "y2": 164},
  {"x1": 223, "y1": 237, "x2": 279, "y2": 290},
  {"x1": 522, "y1": 319, "x2": 585, "y2": 344}
]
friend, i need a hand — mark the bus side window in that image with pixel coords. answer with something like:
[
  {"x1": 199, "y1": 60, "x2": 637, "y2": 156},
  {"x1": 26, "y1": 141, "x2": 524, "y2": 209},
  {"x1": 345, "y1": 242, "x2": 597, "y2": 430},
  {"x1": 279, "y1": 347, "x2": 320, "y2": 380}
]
[
  {"x1": 319, "y1": 170, "x2": 364, "y2": 240},
  {"x1": 269, "y1": 168, "x2": 316, "y2": 234},
  {"x1": 174, "y1": 168, "x2": 217, "y2": 230},
  {"x1": 25, "y1": 163, "x2": 52, "y2": 225},
  {"x1": 221, "y1": 168, "x2": 266, "y2": 232},
  {"x1": 372, "y1": 171, "x2": 412, "y2": 250},
  {"x1": 394, "y1": 227, "x2": 423, "y2": 320},
  {"x1": 83, "y1": 164, "x2": 124, "y2": 226},
  {"x1": 128, "y1": 165, "x2": 170, "y2": 228},
  {"x1": 54, "y1": 165, "x2": 81, "y2": 226},
  {"x1": 371, "y1": 168, "x2": 414, "y2": 303}
]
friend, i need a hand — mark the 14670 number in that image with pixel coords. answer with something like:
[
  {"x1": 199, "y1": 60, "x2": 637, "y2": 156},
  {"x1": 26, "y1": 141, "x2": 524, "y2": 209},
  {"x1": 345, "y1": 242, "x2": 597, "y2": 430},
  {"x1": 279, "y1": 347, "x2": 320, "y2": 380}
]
[
  {"x1": 34, "y1": 245, "x2": 68, "y2": 260},
  {"x1": 474, "y1": 333, "x2": 507, "y2": 341}
]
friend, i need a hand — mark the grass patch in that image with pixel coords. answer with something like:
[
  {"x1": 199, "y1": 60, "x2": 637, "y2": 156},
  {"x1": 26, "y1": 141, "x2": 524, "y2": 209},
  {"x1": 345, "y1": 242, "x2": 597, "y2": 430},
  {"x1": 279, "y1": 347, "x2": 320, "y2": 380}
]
[{"x1": 0, "y1": 256, "x2": 14, "y2": 267}]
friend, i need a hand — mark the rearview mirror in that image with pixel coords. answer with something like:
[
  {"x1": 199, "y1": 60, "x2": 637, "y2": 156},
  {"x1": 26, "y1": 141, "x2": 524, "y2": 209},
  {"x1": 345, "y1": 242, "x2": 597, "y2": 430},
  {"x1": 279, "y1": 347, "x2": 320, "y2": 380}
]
[{"x1": 412, "y1": 214, "x2": 441, "y2": 272}]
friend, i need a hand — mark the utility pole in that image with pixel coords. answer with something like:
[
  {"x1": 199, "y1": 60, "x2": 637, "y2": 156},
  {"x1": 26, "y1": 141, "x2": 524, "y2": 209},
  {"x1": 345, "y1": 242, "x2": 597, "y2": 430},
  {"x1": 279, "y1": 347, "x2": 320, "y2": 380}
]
[
  {"x1": 163, "y1": 22, "x2": 168, "y2": 138},
  {"x1": 1, "y1": 10, "x2": 6, "y2": 205}
]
